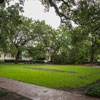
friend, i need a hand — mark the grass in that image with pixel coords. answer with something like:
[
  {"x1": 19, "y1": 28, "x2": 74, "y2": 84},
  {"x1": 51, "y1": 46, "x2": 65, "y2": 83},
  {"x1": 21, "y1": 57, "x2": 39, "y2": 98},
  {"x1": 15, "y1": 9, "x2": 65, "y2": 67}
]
[{"x1": 0, "y1": 64, "x2": 100, "y2": 90}]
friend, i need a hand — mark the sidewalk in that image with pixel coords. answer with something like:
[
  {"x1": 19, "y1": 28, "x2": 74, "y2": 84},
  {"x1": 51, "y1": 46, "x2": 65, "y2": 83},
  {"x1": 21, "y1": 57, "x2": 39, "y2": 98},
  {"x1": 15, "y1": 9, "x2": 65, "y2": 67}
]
[{"x1": 0, "y1": 77, "x2": 99, "y2": 100}]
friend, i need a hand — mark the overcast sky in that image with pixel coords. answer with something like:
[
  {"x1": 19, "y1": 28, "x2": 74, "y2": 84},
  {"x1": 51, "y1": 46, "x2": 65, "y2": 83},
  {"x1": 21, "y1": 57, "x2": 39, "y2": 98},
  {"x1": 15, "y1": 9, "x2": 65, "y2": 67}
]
[
  {"x1": 9, "y1": 0, "x2": 77, "y2": 29},
  {"x1": 22, "y1": 0, "x2": 60, "y2": 29}
]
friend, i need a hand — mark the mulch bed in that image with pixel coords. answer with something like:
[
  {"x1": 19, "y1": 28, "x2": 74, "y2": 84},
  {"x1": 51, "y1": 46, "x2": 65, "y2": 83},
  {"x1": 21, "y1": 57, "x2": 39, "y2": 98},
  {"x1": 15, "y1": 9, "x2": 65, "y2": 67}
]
[{"x1": 0, "y1": 88, "x2": 31, "y2": 100}]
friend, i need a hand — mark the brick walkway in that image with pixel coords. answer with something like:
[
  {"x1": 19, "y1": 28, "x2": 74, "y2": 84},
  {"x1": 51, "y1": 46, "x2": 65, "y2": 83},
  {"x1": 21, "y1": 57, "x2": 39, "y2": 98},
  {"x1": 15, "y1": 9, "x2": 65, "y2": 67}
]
[{"x1": 0, "y1": 77, "x2": 99, "y2": 100}]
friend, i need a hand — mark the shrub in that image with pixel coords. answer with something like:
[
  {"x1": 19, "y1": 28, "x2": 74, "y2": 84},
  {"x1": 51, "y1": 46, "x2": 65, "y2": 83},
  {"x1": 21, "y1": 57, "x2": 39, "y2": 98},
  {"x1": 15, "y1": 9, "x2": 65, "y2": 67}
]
[
  {"x1": 4, "y1": 60, "x2": 34, "y2": 64},
  {"x1": 0, "y1": 88, "x2": 9, "y2": 97},
  {"x1": 0, "y1": 60, "x2": 4, "y2": 63},
  {"x1": 4, "y1": 60, "x2": 15, "y2": 63},
  {"x1": 85, "y1": 82, "x2": 100, "y2": 97},
  {"x1": 33, "y1": 60, "x2": 45, "y2": 64}
]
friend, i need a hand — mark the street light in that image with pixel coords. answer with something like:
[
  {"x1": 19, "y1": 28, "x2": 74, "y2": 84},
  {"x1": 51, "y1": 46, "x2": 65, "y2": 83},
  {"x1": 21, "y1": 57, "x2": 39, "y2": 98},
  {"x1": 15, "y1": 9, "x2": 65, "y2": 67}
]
[{"x1": 0, "y1": 0, "x2": 4, "y2": 3}]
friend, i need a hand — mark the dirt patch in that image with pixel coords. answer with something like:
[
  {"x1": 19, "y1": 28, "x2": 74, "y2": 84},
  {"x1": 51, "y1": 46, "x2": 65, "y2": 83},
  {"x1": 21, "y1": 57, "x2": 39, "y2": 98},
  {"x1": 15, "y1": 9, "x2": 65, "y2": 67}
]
[
  {"x1": 24, "y1": 67, "x2": 77, "y2": 74},
  {"x1": 62, "y1": 87, "x2": 87, "y2": 94},
  {"x1": 0, "y1": 88, "x2": 31, "y2": 100},
  {"x1": 77, "y1": 72, "x2": 100, "y2": 79},
  {"x1": 63, "y1": 79, "x2": 100, "y2": 95}
]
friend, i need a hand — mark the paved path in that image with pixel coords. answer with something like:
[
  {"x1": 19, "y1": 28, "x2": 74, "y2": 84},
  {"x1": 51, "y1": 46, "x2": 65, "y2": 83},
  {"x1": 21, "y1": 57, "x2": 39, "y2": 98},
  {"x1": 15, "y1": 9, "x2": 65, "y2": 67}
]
[{"x1": 0, "y1": 77, "x2": 99, "y2": 100}]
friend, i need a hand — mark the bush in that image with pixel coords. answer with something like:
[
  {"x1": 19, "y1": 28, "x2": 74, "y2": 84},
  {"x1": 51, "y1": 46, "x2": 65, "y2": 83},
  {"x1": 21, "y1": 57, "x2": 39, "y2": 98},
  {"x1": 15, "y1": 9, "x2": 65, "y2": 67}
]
[
  {"x1": 4, "y1": 60, "x2": 15, "y2": 63},
  {"x1": 19, "y1": 60, "x2": 45, "y2": 64},
  {"x1": 4, "y1": 60, "x2": 34, "y2": 64},
  {"x1": 4, "y1": 59, "x2": 45, "y2": 64},
  {"x1": 0, "y1": 88, "x2": 9, "y2": 97},
  {"x1": 51, "y1": 54, "x2": 74, "y2": 64},
  {"x1": 33, "y1": 60, "x2": 45, "y2": 64},
  {"x1": 85, "y1": 82, "x2": 100, "y2": 97},
  {"x1": 0, "y1": 60, "x2": 4, "y2": 63}
]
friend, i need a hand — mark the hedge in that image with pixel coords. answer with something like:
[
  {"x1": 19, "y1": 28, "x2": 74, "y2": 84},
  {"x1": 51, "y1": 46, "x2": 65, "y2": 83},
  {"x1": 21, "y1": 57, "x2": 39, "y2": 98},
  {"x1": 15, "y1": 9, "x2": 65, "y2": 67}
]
[{"x1": 85, "y1": 82, "x2": 100, "y2": 97}]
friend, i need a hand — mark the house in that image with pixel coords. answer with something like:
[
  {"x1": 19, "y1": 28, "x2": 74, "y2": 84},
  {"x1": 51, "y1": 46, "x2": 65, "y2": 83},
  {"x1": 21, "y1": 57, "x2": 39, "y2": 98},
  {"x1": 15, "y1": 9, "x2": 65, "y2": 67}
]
[
  {"x1": 0, "y1": 51, "x2": 32, "y2": 61},
  {"x1": 0, "y1": 52, "x2": 15, "y2": 60}
]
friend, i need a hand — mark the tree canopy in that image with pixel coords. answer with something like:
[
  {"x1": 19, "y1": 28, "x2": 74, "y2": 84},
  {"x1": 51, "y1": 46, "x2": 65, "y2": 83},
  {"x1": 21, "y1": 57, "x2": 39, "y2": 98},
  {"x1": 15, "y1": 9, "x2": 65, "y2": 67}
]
[{"x1": 0, "y1": 0, "x2": 100, "y2": 64}]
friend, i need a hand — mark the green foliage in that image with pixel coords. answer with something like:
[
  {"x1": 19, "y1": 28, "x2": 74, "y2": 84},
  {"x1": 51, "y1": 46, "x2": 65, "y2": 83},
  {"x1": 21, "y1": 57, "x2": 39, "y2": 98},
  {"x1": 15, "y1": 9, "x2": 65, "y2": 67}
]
[
  {"x1": 4, "y1": 60, "x2": 15, "y2": 63},
  {"x1": 26, "y1": 45, "x2": 46, "y2": 60},
  {"x1": 73, "y1": 1, "x2": 100, "y2": 63},
  {"x1": 0, "y1": 0, "x2": 100, "y2": 64},
  {"x1": 50, "y1": 26, "x2": 89, "y2": 64},
  {"x1": 0, "y1": 60, "x2": 4, "y2": 63},
  {"x1": 41, "y1": 0, "x2": 100, "y2": 64},
  {"x1": 0, "y1": 88, "x2": 9, "y2": 97},
  {"x1": 86, "y1": 83, "x2": 100, "y2": 97},
  {"x1": 0, "y1": 3, "x2": 23, "y2": 51}
]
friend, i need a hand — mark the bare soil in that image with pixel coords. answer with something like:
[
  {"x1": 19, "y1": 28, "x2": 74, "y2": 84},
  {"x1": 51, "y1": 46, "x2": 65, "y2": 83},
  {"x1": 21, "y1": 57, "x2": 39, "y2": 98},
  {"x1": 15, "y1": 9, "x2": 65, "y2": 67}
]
[
  {"x1": 24, "y1": 67, "x2": 77, "y2": 73},
  {"x1": 63, "y1": 79, "x2": 100, "y2": 95}
]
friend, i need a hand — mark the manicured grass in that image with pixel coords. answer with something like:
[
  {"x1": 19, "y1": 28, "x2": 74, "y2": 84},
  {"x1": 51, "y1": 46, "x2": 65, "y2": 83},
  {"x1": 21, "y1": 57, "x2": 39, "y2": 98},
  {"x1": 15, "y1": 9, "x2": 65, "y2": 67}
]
[{"x1": 0, "y1": 64, "x2": 100, "y2": 90}]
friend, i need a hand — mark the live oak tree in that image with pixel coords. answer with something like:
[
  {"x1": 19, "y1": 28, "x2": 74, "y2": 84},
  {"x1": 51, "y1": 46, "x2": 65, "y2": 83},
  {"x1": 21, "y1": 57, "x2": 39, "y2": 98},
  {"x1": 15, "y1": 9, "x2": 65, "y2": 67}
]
[
  {"x1": 0, "y1": 3, "x2": 23, "y2": 52},
  {"x1": 41, "y1": 0, "x2": 100, "y2": 63},
  {"x1": 1, "y1": 0, "x2": 100, "y2": 64},
  {"x1": 10, "y1": 17, "x2": 35, "y2": 64},
  {"x1": 0, "y1": 4, "x2": 38, "y2": 63},
  {"x1": 72, "y1": 1, "x2": 100, "y2": 63},
  {"x1": 10, "y1": 20, "x2": 54, "y2": 63},
  {"x1": 9, "y1": 19, "x2": 49, "y2": 63},
  {"x1": 0, "y1": 2, "x2": 56, "y2": 63},
  {"x1": 25, "y1": 21, "x2": 57, "y2": 62}
]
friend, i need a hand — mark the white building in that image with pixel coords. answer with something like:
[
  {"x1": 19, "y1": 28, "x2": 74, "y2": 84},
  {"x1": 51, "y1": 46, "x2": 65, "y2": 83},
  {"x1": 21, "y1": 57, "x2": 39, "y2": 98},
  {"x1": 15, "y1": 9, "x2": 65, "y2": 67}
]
[{"x1": 0, "y1": 52, "x2": 15, "y2": 60}]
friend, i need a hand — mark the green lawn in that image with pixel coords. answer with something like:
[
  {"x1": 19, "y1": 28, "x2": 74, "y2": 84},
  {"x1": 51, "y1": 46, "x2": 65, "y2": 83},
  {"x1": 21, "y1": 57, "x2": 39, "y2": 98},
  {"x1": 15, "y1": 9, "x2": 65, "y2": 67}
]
[{"x1": 0, "y1": 64, "x2": 100, "y2": 90}]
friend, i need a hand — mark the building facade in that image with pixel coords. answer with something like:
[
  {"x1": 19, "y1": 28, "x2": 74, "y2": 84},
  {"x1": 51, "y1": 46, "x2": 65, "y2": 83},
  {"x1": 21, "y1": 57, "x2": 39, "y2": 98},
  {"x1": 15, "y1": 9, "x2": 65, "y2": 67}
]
[{"x1": 0, "y1": 52, "x2": 15, "y2": 60}]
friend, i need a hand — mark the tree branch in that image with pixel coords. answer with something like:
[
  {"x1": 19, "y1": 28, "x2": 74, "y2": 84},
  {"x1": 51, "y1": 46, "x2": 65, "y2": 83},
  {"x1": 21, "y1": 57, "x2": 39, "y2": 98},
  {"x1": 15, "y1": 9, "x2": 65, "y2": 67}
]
[{"x1": 48, "y1": 0, "x2": 70, "y2": 20}]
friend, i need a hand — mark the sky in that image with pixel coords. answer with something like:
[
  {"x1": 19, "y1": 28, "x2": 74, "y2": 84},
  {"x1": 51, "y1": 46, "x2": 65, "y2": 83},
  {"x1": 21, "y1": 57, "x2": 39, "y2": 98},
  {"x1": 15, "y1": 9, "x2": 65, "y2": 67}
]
[
  {"x1": 9, "y1": 0, "x2": 77, "y2": 29},
  {"x1": 23, "y1": 0, "x2": 60, "y2": 29}
]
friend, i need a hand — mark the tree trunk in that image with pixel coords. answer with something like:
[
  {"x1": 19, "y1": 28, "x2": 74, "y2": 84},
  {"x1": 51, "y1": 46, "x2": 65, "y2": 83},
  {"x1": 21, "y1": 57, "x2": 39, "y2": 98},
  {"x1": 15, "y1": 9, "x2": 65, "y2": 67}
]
[
  {"x1": 90, "y1": 43, "x2": 95, "y2": 64},
  {"x1": 15, "y1": 50, "x2": 21, "y2": 64},
  {"x1": 90, "y1": 50, "x2": 94, "y2": 64}
]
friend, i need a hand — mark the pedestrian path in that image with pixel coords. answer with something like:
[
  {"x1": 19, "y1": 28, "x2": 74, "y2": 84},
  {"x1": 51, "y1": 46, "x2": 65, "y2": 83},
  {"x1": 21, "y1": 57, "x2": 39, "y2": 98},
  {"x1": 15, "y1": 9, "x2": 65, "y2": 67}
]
[{"x1": 0, "y1": 77, "x2": 99, "y2": 100}]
